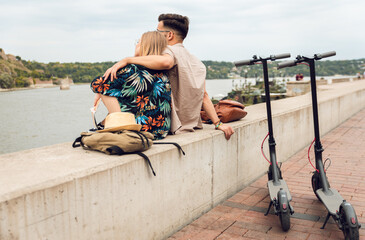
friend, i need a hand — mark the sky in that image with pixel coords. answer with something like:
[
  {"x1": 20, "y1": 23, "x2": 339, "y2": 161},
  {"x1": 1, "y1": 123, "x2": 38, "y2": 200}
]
[{"x1": 1, "y1": 0, "x2": 364, "y2": 63}]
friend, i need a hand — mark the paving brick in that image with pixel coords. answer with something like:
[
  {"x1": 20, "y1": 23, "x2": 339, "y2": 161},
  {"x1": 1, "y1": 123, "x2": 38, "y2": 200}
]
[
  {"x1": 228, "y1": 193, "x2": 251, "y2": 203},
  {"x1": 221, "y1": 208, "x2": 247, "y2": 221},
  {"x1": 313, "y1": 221, "x2": 341, "y2": 231},
  {"x1": 189, "y1": 229, "x2": 222, "y2": 240},
  {"x1": 211, "y1": 205, "x2": 235, "y2": 214},
  {"x1": 206, "y1": 218, "x2": 236, "y2": 232},
  {"x1": 190, "y1": 214, "x2": 220, "y2": 229},
  {"x1": 307, "y1": 233, "x2": 331, "y2": 240},
  {"x1": 241, "y1": 195, "x2": 268, "y2": 206},
  {"x1": 215, "y1": 232, "x2": 247, "y2": 240},
  {"x1": 266, "y1": 224, "x2": 291, "y2": 236},
  {"x1": 291, "y1": 206, "x2": 307, "y2": 214},
  {"x1": 305, "y1": 208, "x2": 327, "y2": 217},
  {"x1": 290, "y1": 217, "x2": 315, "y2": 227},
  {"x1": 243, "y1": 230, "x2": 285, "y2": 240},
  {"x1": 233, "y1": 220, "x2": 272, "y2": 233},
  {"x1": 329, "y1": 231, "x2": 345, "y2": 240},
  {"x1": 292, "y1": 224, "x2": 332, "y2": 237},
  {"x1": 283, "y1": 230, "x2": 309, "y2": 240},
  {"x1": 169, "y1": 224, "x2": 203, "y2": 240},
  {"x1": 253, "y1": 200, "x2": 269, "y2": 208},
  {"x1": 222, "y1": 226, "x2": 248, "y2": 237},
  {"x1": 239, "y1": 186, "x2": 260, "y2": 195}
]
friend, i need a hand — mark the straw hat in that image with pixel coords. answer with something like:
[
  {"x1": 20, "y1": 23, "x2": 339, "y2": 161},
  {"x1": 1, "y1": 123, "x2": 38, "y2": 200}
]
[{"x1": 97, "y1": 112, "x2": 141, "y2": 132}]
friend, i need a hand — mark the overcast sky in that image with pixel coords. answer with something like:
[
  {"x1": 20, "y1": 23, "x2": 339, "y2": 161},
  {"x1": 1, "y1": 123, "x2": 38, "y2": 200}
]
[{"x1": 1, "y1": 0, "x2": 364, "y2": 63}]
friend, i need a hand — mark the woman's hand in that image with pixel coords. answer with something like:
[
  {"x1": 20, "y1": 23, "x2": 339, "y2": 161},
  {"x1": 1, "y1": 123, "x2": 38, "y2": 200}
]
[{"x1": 103, "y1": 59, "x2": 128, "y2": 81}]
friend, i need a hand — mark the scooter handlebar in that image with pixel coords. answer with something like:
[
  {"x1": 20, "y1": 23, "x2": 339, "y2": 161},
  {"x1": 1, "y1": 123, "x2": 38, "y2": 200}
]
[
  {"x1": 234, "y1": 59, "x2": 252, "y2": 67},
  {"x1": 315, "y1": 51, "x2": 336, "y2": 59},
  {"x1": 277, "y1": 60, "x2": 297, "y2": 69},
  {"x1": 273, "y1": 53, "x2": 290, "y2": 60}
]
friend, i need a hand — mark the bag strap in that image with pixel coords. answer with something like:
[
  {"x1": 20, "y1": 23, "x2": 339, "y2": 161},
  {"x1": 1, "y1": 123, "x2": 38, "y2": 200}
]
[
  {"x1": 136, "y1": 152, "x2": 156, "y2": 176},
  {"x1": 106, "y1": 145, "x2": 156, "y2": 177},
  {"x1": 72, "y1": 136, "x2": 84, "y2": 148},
  {"x1": 131, "y1": 130, "x2": 152, "y2": 149},
  {"x1": 153, "y1": 142, "x2": 185, "y2": 155}
]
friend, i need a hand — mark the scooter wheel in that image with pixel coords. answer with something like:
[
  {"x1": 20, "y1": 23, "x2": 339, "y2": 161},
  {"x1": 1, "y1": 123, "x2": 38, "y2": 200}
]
[
  {"x1": 279, "y1": 210, "x2": 290, "y2": 232},
  {"x1": 311, "y1": 171, "x2": 330, "y2": 201},
  {"x1": 267, "y1": 165, "x2": 282, "y2": 181},
  {"x1": 340, "y1": 206, "x2": 360, "y2": 240}
]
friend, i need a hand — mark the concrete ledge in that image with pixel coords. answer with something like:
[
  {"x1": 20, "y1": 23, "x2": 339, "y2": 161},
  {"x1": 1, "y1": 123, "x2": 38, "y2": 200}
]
[
  {"x1": 286, "y1": 80, "x2": 311, "y2": 96},
  {"x1": 1, "y1": 80, "x2": 365, "y2": 240},
  {"x1": 332, "y1": 77, "x2": 351, "y2": 83}
]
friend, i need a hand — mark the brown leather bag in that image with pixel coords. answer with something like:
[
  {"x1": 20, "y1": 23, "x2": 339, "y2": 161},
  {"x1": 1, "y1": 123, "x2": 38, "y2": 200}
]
[{"x1": 201, "y1": 99, "x2": 247, "y2": 123}]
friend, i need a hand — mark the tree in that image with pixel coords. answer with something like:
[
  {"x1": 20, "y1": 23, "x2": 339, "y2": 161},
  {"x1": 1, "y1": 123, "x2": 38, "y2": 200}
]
[{"x1": 0, "y1": 73, "x2": 14, "y2": 88}]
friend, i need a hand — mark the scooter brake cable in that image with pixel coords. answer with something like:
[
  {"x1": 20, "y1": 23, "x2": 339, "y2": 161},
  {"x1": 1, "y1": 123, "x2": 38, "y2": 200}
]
[
  {"x1": 261, "y1": 132, "x2": 271, "y2": 165},
  {"x1": 308, "y1": 138, "x2": 320, "y2": 172},
  {"x1": 324, "y1": 158, "x2": 331, "y2": 172}
]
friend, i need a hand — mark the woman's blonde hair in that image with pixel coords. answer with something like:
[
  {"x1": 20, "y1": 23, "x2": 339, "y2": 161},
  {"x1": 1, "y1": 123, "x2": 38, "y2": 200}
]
[{"x1": 139, "y1": 31, "x2": 167, "y2": 56}]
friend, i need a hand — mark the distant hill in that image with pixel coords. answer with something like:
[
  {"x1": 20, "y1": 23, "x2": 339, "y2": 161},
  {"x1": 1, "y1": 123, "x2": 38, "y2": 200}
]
[
  {"x1": 202, "y1": 59, "x2": 365, "y2": 79},
  {"x1": 1, "y1": 48, "x2": 364, "y2": 89},
  {"x1": 0, "y1": 48, "x2": 32, "y2": 88}
]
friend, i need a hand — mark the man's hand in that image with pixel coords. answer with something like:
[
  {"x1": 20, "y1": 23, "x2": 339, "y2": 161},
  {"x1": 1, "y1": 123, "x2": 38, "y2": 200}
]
[
  {"x1": 217, "y1": 123, "x2": 234, "y2": 140},
  {"x1": 103, "y1": 59, "x2": 128, "y2": 81}
]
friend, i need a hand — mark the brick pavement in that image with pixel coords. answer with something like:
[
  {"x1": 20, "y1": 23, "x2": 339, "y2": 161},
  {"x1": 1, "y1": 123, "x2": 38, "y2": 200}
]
[{"x1": 168, "y1": 108, "x2": 365, "y2": 240}]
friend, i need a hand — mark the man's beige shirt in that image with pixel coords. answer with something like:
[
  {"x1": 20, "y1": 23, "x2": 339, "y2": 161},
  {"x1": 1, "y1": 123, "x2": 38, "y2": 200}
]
[{"x1": 164, "y1": 43, "x2": 206, "y2": 134}]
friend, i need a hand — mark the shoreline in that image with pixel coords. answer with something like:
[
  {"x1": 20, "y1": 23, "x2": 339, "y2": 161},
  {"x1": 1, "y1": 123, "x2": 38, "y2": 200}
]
[{"x1": 0, "y1": 83, "x2": 88, "y2": 92}]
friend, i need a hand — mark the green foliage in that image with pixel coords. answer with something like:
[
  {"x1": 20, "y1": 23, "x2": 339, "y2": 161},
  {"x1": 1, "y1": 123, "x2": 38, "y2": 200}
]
[
  {"x1": 203, "y1": 60, "x2": 234, "y2": 79},
  {"x1": 0, "y1": 73, "x2": 14, "y2": 88},
  {"x1": 232, "y1": 59, "x2": 365, "y2": 79},
  {"x1": 20, "y1": 61, "x2": 115, "y2": 83},
  {"x1": 15, "y1": 78, "x2": 30, "y2": 87}
]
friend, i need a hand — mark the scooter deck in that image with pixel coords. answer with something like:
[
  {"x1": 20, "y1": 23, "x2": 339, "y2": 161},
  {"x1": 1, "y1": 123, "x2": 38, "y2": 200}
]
[
  {"x1": 267, "y1": 179, "x2": 292, "y2": 201},
  {"x1": 316, "y1": 188, "x2": 344, "y2": 215}
]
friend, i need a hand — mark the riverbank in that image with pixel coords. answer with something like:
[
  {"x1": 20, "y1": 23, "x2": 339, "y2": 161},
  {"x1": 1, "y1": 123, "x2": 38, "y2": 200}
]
[
  {"x1": 0, "y1": 85, "x2": 57, "y2": 92},
  {"x1": 0, "y1": 82, "x2": 87, "y2": 92},
  {"x1": 0, "y1": 75, "x2": 357, "y2": 93}
]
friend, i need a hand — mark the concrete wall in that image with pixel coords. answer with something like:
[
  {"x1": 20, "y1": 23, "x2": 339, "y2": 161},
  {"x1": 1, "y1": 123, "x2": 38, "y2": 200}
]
[{"x1": 1, "y1": 80, "x2": 365, "y2": 240}]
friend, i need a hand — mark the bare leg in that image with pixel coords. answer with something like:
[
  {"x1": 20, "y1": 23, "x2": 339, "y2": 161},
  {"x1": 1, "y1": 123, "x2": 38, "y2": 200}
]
[{"x1": 100, "y1": 95, "x2": 121, "y2": 113}]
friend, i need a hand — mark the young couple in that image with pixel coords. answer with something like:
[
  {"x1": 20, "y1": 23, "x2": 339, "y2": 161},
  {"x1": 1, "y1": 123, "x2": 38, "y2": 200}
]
[{"x1": 91, "y1": 13, "x2": 234, "y2": 140}]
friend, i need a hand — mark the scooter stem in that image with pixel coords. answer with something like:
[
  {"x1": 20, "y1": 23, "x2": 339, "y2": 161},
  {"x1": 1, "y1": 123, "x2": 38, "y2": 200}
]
[
  {"x1": 262, "y1": 60, "x2": 280, "y2": 185},
  {"x1": 308, "y1": 59, "x2": 330, "y2": 192}
]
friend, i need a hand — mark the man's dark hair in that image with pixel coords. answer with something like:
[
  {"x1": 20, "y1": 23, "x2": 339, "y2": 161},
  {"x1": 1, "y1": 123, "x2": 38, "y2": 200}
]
[{"x1": 158, "y1": 14, "x2": 189, "y2": 40}]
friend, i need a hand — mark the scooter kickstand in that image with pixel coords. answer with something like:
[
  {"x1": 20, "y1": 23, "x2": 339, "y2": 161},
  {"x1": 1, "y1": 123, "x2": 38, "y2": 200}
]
[
  {"x1": 321, "y1": 212, "x2": 331, "y2": 229},
  {"x1": 264, "y1": 201, "x2": 273, "y2": 216}
]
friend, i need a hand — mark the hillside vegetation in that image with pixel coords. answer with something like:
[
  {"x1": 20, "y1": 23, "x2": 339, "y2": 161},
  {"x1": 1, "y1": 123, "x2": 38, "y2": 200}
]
[{"x1": 0, "y1": 48, "x2": 364, "y2": 89}]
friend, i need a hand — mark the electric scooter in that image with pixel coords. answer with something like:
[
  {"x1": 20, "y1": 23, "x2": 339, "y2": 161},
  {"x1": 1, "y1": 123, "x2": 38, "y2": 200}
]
[
  {"x1": 278, "y1": 51, "x2": 361, "y2": 239},
  {"x1": 235, "y1": 54, "x2": 294, "y2": 232}
]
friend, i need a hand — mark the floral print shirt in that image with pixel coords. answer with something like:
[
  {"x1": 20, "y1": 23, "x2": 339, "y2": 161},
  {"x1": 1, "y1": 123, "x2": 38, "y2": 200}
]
[{"x1": 91, "y1": 64, "x2": 171, "y2": 139}]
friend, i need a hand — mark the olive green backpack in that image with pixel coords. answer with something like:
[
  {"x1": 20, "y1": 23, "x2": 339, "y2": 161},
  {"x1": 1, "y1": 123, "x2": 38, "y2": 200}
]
[{"x1": 72, "y1": 130, "x2": 184, "y2": 176}]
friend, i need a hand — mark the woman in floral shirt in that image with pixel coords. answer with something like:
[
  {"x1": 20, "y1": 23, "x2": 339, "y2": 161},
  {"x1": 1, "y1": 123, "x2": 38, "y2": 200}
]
[{"x1": 91, "y1": 31, "x2": 171, "y2": 139}]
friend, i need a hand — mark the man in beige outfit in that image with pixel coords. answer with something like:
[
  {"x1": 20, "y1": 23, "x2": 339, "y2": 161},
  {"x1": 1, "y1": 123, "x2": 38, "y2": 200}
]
[{"x1": 103, "y1": 14, "x2": 234, "y2": 140}]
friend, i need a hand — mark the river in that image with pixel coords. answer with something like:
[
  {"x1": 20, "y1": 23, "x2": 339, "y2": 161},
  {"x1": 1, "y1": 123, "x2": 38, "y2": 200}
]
[
  {"x1": 0, "y1": 76, "x2": 355, "y2": 154},
  {"x1": 0, "y1": 80, "x2": 239, "y2": 155}
]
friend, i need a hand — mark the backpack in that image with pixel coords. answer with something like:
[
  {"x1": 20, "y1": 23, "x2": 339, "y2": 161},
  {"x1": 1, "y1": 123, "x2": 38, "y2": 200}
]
[
  {"x1": 200, "y1": 99, "x2": 247, "y2": 123},
  {"x1": 72, "y1": 130, "x2": 185, "y2": 176}
]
